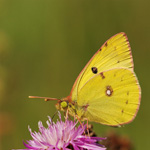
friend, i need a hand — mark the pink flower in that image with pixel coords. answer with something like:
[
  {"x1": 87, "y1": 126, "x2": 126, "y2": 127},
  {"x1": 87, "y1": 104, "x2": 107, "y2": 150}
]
[{"x1": 16, "y1": 112, "x2": 106, "y2": 150}]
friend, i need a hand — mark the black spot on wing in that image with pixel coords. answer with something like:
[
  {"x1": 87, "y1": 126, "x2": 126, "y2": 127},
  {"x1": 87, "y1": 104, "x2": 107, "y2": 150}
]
[
  {"x1": 91, "y1": 67, "x2": 98, "y2": 74},
  {"x1": 99, "y1": 48, "x2": 102, "y2": 51},
  {"x1": 127, "y1": 91, "x2": 129, "y2": 95},
  {"x1": 100, "y1": 72, "x2": 105, "y2": 79}
]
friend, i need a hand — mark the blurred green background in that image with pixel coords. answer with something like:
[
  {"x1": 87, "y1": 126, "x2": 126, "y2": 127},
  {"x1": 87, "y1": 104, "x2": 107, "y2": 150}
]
[{"x1": 0, "y1": 0, "x2": 149, "y2": 149}]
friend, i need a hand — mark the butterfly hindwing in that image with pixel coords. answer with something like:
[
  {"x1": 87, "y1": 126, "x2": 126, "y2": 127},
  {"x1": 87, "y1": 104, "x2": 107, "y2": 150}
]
[{"x1": 77, "y1": 68, "x2": 141, "y2": 126}]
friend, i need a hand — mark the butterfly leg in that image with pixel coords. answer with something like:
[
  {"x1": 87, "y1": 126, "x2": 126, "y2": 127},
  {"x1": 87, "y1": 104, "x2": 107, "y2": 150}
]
[
  {"x1": 75, "y1": 115, "x2": 86, "y2": 135},
  {"x1": 51, "y1": 110, "x2": 58, "y2": 121},
  {"x1": 75, "y1": 115, "x2": 84, "y2": 128},
  {"x1": 65, "y1": 109, "x2": 69, "y2": 120},
  {"x1": 85, "y1": 118, "x2": 90, "y2": 137}
]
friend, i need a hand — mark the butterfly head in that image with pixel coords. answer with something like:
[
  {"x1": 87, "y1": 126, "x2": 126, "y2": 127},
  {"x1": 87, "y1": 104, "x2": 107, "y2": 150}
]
[
  {"x1": 55, "y1": 98, "x2": 69, "y2": 111},
  {"x1": 55, "y1": 96, "x2": 76, "y2": 116}
]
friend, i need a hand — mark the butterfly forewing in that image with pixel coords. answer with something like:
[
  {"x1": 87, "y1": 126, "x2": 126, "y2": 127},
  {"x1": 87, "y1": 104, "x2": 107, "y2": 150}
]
[
  {"x1": 70, "y1": 32, "x2": 133, "y2": 102},
  {"x1": 77, "y1": 68, "x2": 141, "y2": 126}
]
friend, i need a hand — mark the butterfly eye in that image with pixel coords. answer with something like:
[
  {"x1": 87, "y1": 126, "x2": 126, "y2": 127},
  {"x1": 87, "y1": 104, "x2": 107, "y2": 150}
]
[
  {"x1": 61, "y1": 101, "x2": 68, "y2": 108},
  {"x1": 91, "y1": 67, "x2": 98, "y2": 74}
]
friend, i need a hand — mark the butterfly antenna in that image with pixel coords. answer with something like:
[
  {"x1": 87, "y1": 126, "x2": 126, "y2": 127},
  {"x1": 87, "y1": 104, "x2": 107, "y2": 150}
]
[{"x1": 28, "y1": 96, "x2": 61, "y2": 101}]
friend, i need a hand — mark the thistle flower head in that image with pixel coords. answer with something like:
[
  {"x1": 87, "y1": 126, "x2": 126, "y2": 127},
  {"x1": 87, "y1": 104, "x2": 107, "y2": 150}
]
[{"x1": 18, "y1": 112, "x2": 106, "y2": 150}]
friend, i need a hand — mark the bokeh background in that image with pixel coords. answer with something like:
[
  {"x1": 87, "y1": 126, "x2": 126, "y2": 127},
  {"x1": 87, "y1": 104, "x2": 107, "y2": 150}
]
[{"x1": 0, "y1": 0, "x2": 149, "y2": 149}]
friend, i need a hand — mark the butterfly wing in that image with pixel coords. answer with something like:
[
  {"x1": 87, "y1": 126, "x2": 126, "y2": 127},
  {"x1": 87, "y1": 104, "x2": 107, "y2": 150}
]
[
  {"x1": 77, "y1": 68, "x2": 141, "y2": 126},
  {"x1": 70, "y1": 32, "x2": 133, "y2": 102}
]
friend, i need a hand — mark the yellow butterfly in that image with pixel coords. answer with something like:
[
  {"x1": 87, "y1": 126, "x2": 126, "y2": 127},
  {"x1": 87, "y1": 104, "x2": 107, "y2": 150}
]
[{"x1": 30, "y1": 32, "x2": 141, "y2": 127}]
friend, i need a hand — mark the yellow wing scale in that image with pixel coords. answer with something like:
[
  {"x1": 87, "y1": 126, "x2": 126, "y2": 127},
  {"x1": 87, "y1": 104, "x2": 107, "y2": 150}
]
[
  {"x1": 30, "y1": 32, "x2": 141, "y2": 126},
  {"x1": 71, "y1": 32, "x2": 133, "y2": 102},
  {"x1": 77, "y1": 68, "x2": 140, "y2": 126},
  {"x1": 66, "y1": 32, "x2": 141, "y2": 126}
]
